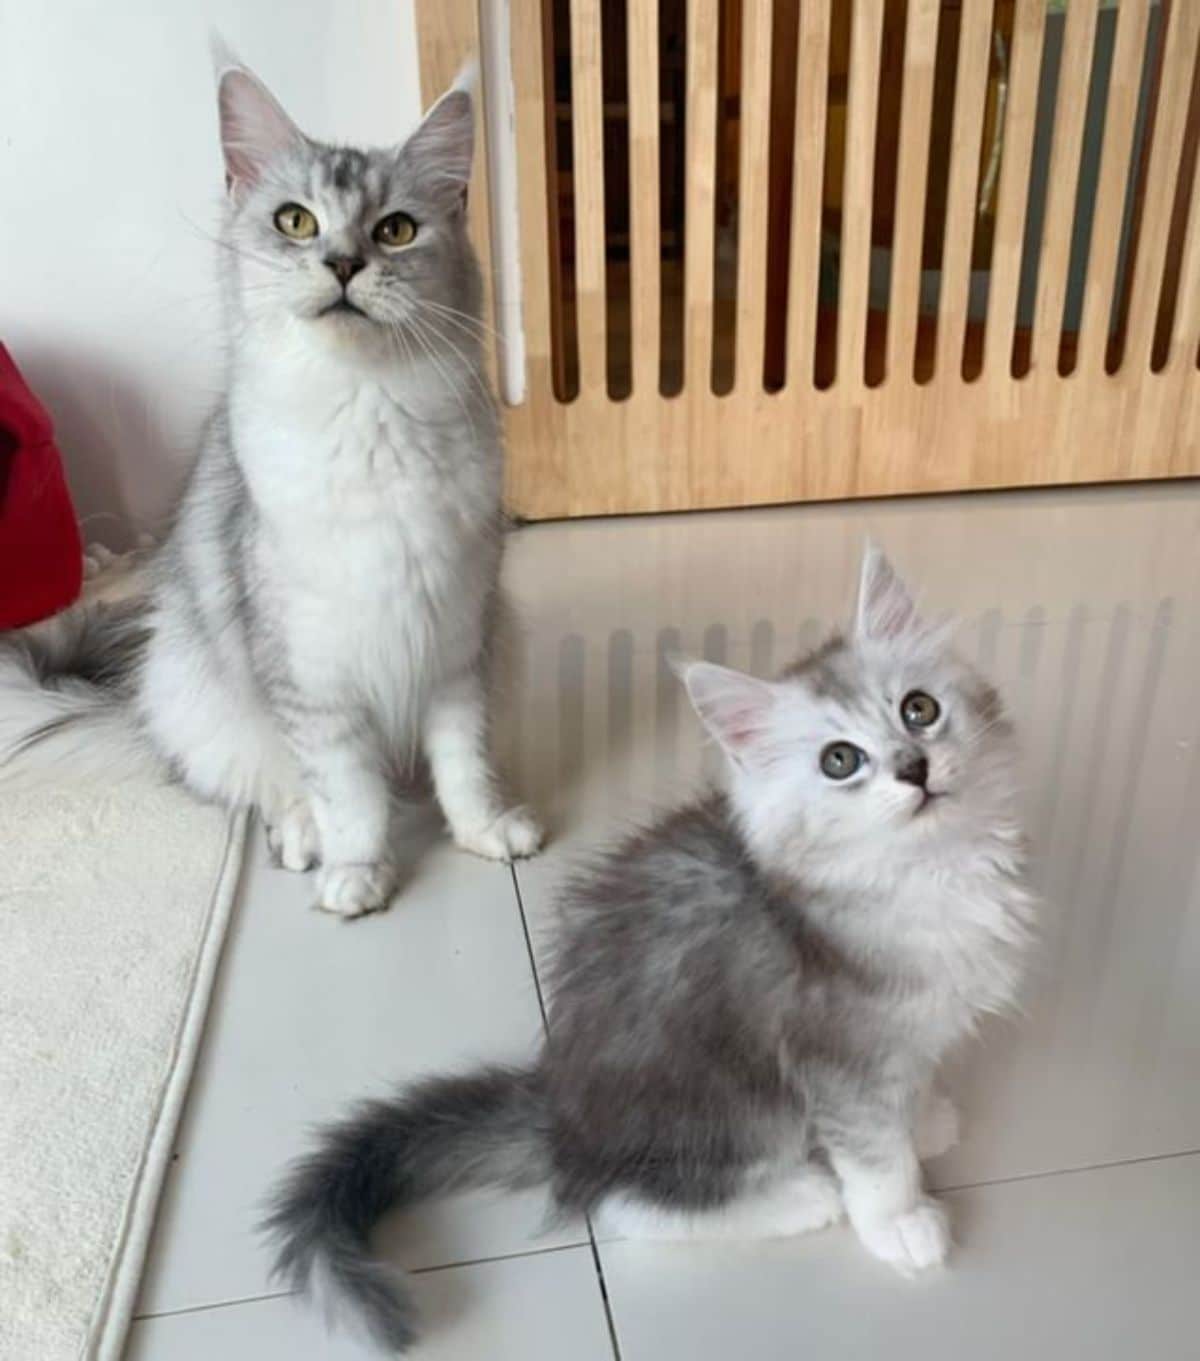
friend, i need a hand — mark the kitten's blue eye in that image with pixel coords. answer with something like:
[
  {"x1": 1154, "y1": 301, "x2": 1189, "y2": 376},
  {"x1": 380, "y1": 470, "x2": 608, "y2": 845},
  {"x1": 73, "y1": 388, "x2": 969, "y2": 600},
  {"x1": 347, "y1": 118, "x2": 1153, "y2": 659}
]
[
  {"x1": 820, "y1": 741, "x2": 865, "y2": 781},
  {"x1": 901, "y1": 691, "x2": 940, "y2": 728}
]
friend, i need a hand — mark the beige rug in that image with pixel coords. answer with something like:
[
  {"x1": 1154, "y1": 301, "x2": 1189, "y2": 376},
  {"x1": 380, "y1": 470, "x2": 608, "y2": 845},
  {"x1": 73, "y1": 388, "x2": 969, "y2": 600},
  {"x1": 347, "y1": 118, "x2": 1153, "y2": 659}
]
[{"x1": 0, "y1": 780, "x2": 246, "y2": 1361}]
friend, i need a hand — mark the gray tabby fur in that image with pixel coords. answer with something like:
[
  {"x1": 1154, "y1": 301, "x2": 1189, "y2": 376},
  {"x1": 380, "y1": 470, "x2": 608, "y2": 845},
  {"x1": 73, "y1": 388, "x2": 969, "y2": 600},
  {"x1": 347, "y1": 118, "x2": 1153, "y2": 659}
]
[
  {"x1": 264, "y1": 546, "x2": 1035, "y2": 1352},
  {"x1": 0, "y1": 51, "x2": 541, "y2": 914}
]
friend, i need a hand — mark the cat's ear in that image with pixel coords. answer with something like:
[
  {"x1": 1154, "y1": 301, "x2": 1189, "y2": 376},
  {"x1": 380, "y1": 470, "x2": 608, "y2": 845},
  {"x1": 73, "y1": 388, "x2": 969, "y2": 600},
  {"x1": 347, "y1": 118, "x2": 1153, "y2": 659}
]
[
  {"x1": 676, "y1": 659, "x2": 778, "y2": 765},
  {"x1": 398, "y1": 69, "x2": 475, "y2": 208},
  {"x1": 855, "y1": 542, "x2": 920, "y2": 643},
  {"x1": 214, "y1": 45, "x2": 305, "y2": 197}
]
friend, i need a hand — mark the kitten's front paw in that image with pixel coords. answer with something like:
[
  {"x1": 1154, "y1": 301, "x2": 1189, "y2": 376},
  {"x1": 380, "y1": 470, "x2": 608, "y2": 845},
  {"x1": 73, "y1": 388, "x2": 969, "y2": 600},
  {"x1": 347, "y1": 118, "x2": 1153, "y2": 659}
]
[
  {"x1": 453, "y1": 806, "x2": 544, "y2": 862},
  {"x1": 265, "y1": 803, "x2": 321, "y2": 873},
  {"x1": 916, "y1": 1092, "x2": 960, "y2": 1160},
  {"x1": 854, "y1": 1198, "x2": 950, "y2": 1275},
  {"x1": 316, "y1": 863, "x2": 394, "y2": 919}
]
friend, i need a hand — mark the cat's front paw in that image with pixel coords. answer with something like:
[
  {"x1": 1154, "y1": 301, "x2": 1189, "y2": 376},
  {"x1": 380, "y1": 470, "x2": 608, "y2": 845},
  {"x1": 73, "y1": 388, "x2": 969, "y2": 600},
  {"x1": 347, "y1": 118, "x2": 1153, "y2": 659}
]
[
  {"x1": 316, "y1": 863, "x2": 395, "y2": 918},
  {"x1": 853, "y1": 1198, "x2": 950, "y2": 1275},
  {"x1": 265, "y1": 803, "x2": 321, "y2": 873},
  {"x1": 453, "y1": 806, "x2": 544, "y2": 862},
  {"x1": 916, "y1": 1092, "x2": 960, "y2": 1160}
]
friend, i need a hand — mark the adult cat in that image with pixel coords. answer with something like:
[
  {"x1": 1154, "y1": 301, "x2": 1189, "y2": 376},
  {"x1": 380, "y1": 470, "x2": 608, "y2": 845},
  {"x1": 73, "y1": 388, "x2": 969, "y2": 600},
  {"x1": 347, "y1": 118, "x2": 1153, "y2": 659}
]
[{"x1": 0, "y1": 54, "x2": 541, "y2": 916}]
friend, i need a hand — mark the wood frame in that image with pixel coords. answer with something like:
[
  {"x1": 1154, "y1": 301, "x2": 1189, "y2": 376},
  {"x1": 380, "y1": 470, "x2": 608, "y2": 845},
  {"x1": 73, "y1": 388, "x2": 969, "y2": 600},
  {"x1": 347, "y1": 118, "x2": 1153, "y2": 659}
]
[{"x1": 417, "y1": 0, "x2": 1200, "y2": 521}]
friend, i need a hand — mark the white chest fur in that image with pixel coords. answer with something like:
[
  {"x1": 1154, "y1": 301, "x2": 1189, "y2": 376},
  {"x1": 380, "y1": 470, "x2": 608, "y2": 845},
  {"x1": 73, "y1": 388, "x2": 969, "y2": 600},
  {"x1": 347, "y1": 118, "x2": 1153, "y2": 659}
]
[
  {"x1": 802, "y1": 838, "x2": 1034, "y2": 1058},
  {"x1": 229, "y1": 337, "x2": 502, "y2": 722},
  {"x1": 234, "y1": 338, "x2": 498, "y2": 522},
  {"x1": 894, "y1": 865, "x2": 1031, "y2": 1010}
]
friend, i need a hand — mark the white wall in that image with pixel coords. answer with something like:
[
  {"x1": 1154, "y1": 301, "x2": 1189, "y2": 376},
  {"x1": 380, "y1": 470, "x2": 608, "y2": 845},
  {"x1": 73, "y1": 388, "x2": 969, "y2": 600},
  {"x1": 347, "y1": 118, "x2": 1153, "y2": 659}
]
[{"x1": 0, "y1": 0, "x2": 421, "y2": 547}]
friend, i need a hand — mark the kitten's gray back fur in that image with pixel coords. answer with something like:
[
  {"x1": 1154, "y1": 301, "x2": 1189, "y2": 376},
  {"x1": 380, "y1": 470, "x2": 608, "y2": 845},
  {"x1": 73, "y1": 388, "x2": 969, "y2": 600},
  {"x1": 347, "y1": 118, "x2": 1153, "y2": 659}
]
[{"x1": 545, "y1": 793, "x2": 857, "y2": 1210}]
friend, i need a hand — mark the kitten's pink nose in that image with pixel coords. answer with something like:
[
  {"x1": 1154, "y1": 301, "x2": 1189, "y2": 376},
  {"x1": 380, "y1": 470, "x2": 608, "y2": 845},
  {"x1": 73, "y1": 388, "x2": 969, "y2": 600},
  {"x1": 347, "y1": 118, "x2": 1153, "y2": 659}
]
[
  {"x1": 325, "y1": 255, "x2": 365, "y2": 286},
  {"x1": 896, "y1": 755, "x2": 929, "y2": 788}
]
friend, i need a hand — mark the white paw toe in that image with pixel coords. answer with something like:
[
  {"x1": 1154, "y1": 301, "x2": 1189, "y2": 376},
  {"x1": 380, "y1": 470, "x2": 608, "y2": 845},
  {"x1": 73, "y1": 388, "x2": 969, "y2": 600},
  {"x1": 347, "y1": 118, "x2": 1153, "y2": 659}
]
[
  {"x1": 454, "y1": 807, "x2": 544, "y2": 862},
  {"x1": 855, "y1": 1199, "x2": 950, "y2": 1275},
  {"x1": 266, "y1": 804, "x2": 321, "y2": 873},
  {"x1": 316, "y1": 864, "x2": 394, "y2": 918}
]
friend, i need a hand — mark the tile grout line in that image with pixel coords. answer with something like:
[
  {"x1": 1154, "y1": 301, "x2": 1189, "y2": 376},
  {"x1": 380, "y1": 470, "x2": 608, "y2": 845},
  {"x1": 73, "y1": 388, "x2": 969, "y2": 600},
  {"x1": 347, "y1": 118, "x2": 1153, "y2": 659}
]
[
  {"x1": 937, "y1": 1144, "x2": 1200, "y2": 1197},
  {"x1": 409, "y1": 1240, "x2": 587, "y2": 1277},
  {"x1": 508, "y1": 862, "x2": 550, "y2": 1029},
  {"x1": 585, "y1": 1235, "x2": 626, "y2": 1361},
  {"x1": 134, "y1": 1287, "x2": 293, "y2": 1323},
  {"x1": 133, "y1": 1241, "x2": 596, "y2": 1323},
  {"x1": 509, "y1": 864, "x2": 624, "y2": 1361}
]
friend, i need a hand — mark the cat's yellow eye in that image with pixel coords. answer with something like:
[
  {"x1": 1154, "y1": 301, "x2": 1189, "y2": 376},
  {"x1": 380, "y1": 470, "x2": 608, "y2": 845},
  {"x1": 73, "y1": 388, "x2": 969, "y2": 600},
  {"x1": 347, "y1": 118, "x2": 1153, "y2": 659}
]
[
  {"x1": 273, "y1": 203, "x2": 319, "y2": 241},
  {"x1": 373, "y1": 212, "x2": 418, "y2": 249}
]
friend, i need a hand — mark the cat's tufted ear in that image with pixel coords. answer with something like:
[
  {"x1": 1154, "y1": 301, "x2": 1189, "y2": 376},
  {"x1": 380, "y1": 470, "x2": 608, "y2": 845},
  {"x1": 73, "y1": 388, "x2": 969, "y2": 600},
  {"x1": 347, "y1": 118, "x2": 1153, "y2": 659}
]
[
  {"x1": 675, "y1": 659, "x2": 779, "y2": 767},
  {"x1": 214, "y1": 43, "x2": 305, "y2": 197},
  {"x1": 855, "y1": 542, "x2": 921, "y2": 643},
  {"x1": 398, "y1": 67, "x2": 475, "y2": 208}
]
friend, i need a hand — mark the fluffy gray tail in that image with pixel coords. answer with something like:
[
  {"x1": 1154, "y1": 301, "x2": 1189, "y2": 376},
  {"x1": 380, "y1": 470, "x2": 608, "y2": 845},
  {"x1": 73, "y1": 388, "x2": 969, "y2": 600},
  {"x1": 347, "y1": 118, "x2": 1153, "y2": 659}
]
[
  {"x1": 0, "y1": 595, "x2": 152, "y2": 787},
  {"x1": 263, "y1": 1065, "x2": 549, "y2": 1353}
]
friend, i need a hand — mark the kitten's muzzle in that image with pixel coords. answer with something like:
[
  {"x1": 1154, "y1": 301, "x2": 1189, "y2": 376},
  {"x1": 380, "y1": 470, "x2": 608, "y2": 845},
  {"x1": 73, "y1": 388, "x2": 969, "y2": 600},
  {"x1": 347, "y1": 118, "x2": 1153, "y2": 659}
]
[{"x1": 897, "y1": 753, "x2": 948, "y2": 816}]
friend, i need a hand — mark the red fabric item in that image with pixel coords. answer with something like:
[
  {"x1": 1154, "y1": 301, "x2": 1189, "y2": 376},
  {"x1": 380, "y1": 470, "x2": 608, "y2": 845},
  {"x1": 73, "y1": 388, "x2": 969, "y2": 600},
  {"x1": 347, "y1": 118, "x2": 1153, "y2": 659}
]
[{"x1": 0, "y1": 345, "x2": 82, "y2": 629}]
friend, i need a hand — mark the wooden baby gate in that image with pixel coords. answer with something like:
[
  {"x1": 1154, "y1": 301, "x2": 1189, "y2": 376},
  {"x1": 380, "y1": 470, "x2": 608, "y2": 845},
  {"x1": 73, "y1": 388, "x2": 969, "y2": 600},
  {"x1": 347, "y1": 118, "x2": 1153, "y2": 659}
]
[{"x1": 416, "y1": 1, "x2": 1200, "y2": 520}]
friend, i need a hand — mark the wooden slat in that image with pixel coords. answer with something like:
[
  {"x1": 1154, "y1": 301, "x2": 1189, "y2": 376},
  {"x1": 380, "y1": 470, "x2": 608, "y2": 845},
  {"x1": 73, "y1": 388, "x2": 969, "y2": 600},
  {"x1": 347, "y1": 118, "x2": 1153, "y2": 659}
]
[
  {"x1": 1150, "y1": 49, "x2": 1200, "y2": 372},
  {"x1": 886, "y1": 0, "x2": 940, "y2": 384},
  {"x1": 785, "y1": 0, "x2": 832, "y2": 390},
  {"x1": 733, "y1": 0, "x2": 774, "y2": 393},
  {"x1": 1168, "y1": 158, "x2": 1200, "y2": 371},
  {"x1": 1123, "y1": 0, "x2": 1200, "y2": 373},
  {"x1": 685, "y1": 0, "x2": 720, "y2": 393},
  {"x1": 935, "y1": 0, "x2": 997, "y2": 381},
  {"x1": 838, "y1": 0, "x2": 885, "y2": 388},
  {"x1": 568, "y1": 0, "x2": 607, "y2": 396},
  {"x1": 508, "y1": 0, "x2": 556, "y2": 405},
  {"x1": 1029, "y1": 0, "x2": 1100, "y2": 374},
  {"x1": 983, "y1": 0, "x2": 1047, "y2": 377},
  {"x1": 1076, "y1": 0, "x2": 1153, "y2": 373},
  {"x1": 627, "y1": 0, "x2": 661, "y2": 397}
]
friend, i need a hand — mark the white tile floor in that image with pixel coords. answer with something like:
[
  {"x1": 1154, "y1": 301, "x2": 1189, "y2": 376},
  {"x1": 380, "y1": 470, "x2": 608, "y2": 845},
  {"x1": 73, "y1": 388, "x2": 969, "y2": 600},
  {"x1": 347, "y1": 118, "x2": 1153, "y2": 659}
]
[{"x1": 130, "y1": 483, "x2": 1200, "y2": 1359}]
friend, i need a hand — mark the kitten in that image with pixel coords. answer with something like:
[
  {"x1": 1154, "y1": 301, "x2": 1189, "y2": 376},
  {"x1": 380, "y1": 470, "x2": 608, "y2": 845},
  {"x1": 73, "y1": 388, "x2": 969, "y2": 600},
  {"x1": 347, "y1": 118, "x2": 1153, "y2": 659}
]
[
  {"x1": 0, "y1": 52, "x2": 541, "y2": 915},
  {"x1": 264, "y1": 545, "x2": 1034, "y2": 1351}
]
